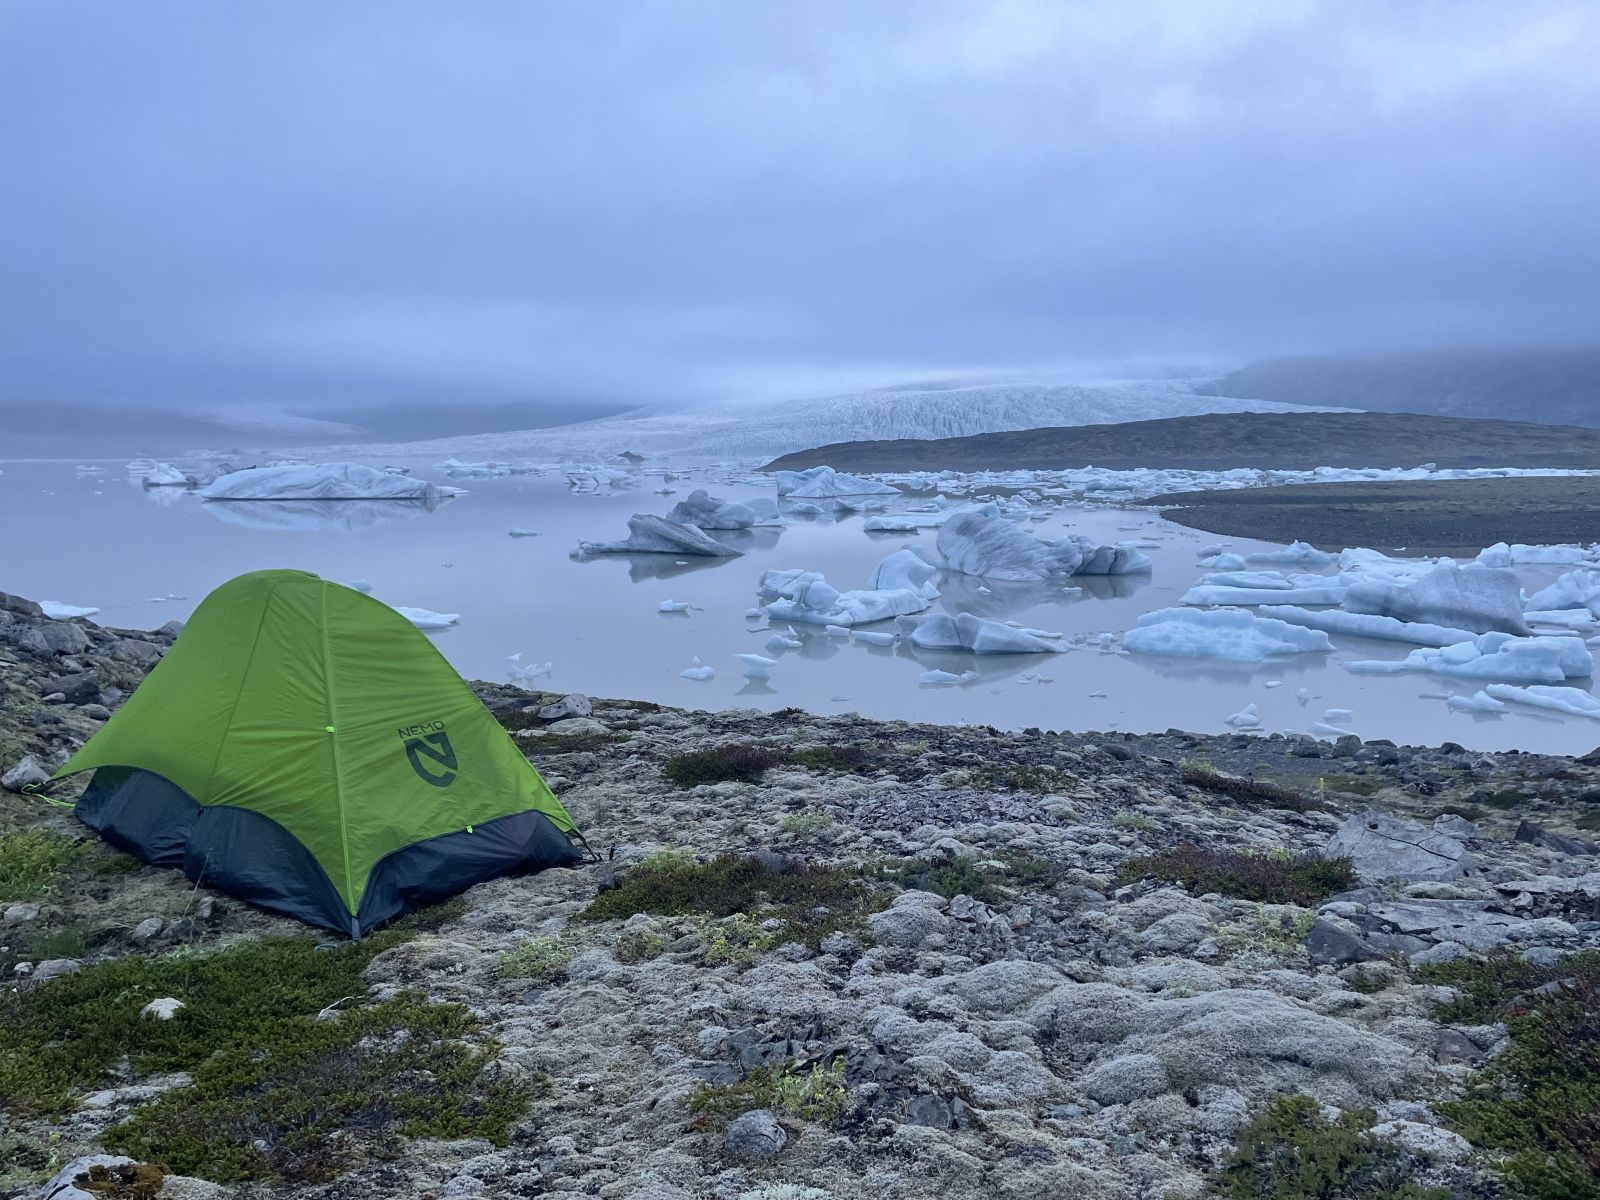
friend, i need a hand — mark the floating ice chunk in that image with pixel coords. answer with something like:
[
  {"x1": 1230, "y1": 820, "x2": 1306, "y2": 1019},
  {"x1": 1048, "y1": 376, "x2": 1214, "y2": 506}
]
[
  {"x1": 665, "y1": 488, "x2": 758, "y2": 530},
  {"x1": 1197, "y1": 571, "x2": 1300, "y2": 590},
  {"x1": 1526, "y1": 609, "x2": 1599, "y2": 632},
  {"x1": 1343, "y1": 563, "x2": 1529, "y2": 636},
  {"x1": 919, "y1": 669, "x2": 977, "y2": 686},
  {"x1": 1345, "y1": 632, "x2": 1594, "y2": 684},
  {"x1": 141, "y1": 462, "x2": 192, "y2": 487},
  {"x1": 1246, "y1": 541, "x2": 1336, "y2": 566},
  {"x1": 1197, "y1": 544, "x2": 1228, "y2": 558},
  {"x1": 1199, "y1": 552, "x2": 1248, "y2": 570},
  {"x1": 1184, "y1": 577, "x2": 1348, "y2": 607},
  {"x1": 1484, "y1": 683, "x2": 1600, "y2": 719},
  {"x1": 680, "y1": 657, "x2": 715, "y2": 681},
  {"x1": 1123, "y1": 607, "x2": 1334, "y2": 662},
  {"x1": 765, "y1": 627, "x2": 803, "y2": 652},
  {"x1": 508, "y1": 527, "x2": 539, "y2": 538},
  {"x1": 1322, "y1": 708, "x2": 1354, "y2": 726},
  {"x1": 937, "y1": 510, "x2": 1150, "y2": 581},
  {"x1": 1258, "y1": 605, "x2": 1476, "y2": 647},
  {"x1": 1526, "y1": 570, "x2": 1600, "y2": 615},
  {"x1": 868, "y1": 548, "x2": 941, "y2": 600},
  {"x1": 775, "y1": 465, "x2": 898, "y2": 498},
  {"x1": 1297, "y1": 687, "x2": 1312, "y2": 704},
  {"x1": 1265, "y1": 680, "x2": 1283, "y2": 689},
  {"x1": 575, "y1": 514, "x2": 742, "y2": 557},
  {"x1": 199, "y1": 463, "x2": 441, "y2": 502},
  {"x1": 39, "y1": 601, "x2": 100, "y2": 619},
  {"x1": 898, "y1": 611, "x2": 1064, "y2": 654},
  {"x1": 1478, "y1": 541, "x2": 1596, "y2": 567},
  {"x1": 863, "y1": 511, "x2": 951, "y2": 532},
  {"x1": 852, "y1": 630, "x2": 898, "y2": 647},
  {"x1": 1224, "y1": 703, "x2": 1262, "y2": 729},
  {"x1": 658, "y1": 600, "x2": 691, "y2": 613},
  {"x1": 825, "y1": 624, "x2": 851, "y2": 638},
  {"x1": 745, "y1": 608, "x2": 765, "y2": 619},
  {"x1": 757, "y1": 567, "x2": 930, "y2": 627},
  {"x1": 1448, "y1": 690, "x2": 1508, "y2": 714},
  {"x1": 786, "y1": 501, "x2": 825, "y2": 516},
  {"x1": 392, "y1": 606, "x2": 459, "y2": 631},
  {"x1": 507, "y1": 653, "x2": 552, "y2": 686},
  {"x1": 736, "y1": 653, "x2": 778, "y2": 679},
  {"x1": 1311, "y1": 721, "x2": 1351, "y2": 737}
]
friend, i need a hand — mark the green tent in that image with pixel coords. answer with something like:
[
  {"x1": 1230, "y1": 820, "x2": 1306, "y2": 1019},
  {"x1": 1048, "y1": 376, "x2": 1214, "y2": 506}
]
[{"x1": 55, "y1": 569, "x2": 583, "y2": 935}]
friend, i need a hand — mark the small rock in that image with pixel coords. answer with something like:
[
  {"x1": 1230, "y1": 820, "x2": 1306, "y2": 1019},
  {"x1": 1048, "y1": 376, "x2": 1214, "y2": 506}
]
[
  {"x1": 78, "y1": 703, "x2": 112, "y2": 721},
  {"x1": 141, "y1": 997, "x2": 186, "y2": 1021},
  {"x1": 545, "y1": 717, "x2": 609, "y2": 736},
  {"x1": 724, "y1": 1109, "x2": 786, "y2": 1160},
  {"x1": 539, "y1": 694, "x2": 593, "y2": 721},
  {"x1": 1514, "y1": 819, "x2": 1597, "y2": 856},
  {"x1": 1305, "y1": 918, "x2": 1385, "y2": 966},
  {"x1": 42, "y1": 669, "x2": 101, "y2": 705},
  {"x1": 905, "y1": 1093, "x2": 954, "y2": 1128},
  {"x1": 2, "y1": 754, "x2": 50, "y2": 791},
  {"x1": 4, "y1": 901, "x2": 41, "y2": 925},
  {"x1": 1432, "y1": 813, "x2": 1479, "y2": 841},
  {"x1": 1367, "y1": 1119, "x2": 1474, "y2": 1164},
  {"x1": 130, "y1": 917, "x2": 164, "y2": 943},
  {"x1": 33, "y1": 957, "x2": 84, "y2": 982}
]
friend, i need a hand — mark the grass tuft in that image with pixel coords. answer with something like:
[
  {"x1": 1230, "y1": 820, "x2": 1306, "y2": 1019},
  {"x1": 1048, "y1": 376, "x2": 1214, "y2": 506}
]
[
  {"x1": 0, "y1": 828, "x2": 80, "y2": 901},
  {"x1": 1117, "y1": 845, "x2": 1357, "y2": 906},
  {"x1": 689, "y1": 1059, "x2": 850, "y2": 1128},
  {"x1": 1183, "y1": 764, "x2": 1325, "y2": 813}
]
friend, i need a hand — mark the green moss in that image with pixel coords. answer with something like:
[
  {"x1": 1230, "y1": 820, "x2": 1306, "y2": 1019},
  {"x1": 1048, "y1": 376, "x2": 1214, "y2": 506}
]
[
  {"x1": 1112, "y1": 811, "x2": 1156, "y2": 831},
  {"x1": 63, "y1": 1162, "x2": 169, "y2": 1198},
  {"x1": 497, "y1": 934, "x2": 574, "y2": 980},
  {"x1": 615, "y1": 926, "x2": 668, "y2": 963},
  {"x1": 784, "y1": 744, "x2": 877, "y2": 774},
  {"x1": 1117, "y1": 845, "x2": 1357, "y2": 906},
  {"x1": 105, "y1": 993, "x2": 535, "y2": 1184},
  {"x1": 577, "y1": 853, "x2": 887, "y2": 947},
  {"x1": 1576, "y1": 809, "x2": 1600, "y2": 832},
  {"x1": 664, "y1": 744, "x2": 782, "y2": 788},
  {"x1": 689, "y1": 1059, "x2": 849, "y2": 1127},
  {"x1": 1423, "y1": 951, "x2": 1600, "y2": 1198},
  {"x1": 0, "y1": 828, "x2": 80, "y2": 901},
  {"x1": 946, "y1": 762, "x2": 1076, "y2": 793},
  {"x1": 876, "y1": 852, "x2": 1068, "y2": 905},
  {"x1": 1182, "y1": 764, "x2": 1325, "y2": 813},
  {"x1": 0, "y1": 928, "x2": 421, "y2": 1114},
  {"x1": 779, "y1": 810, "x2": 834, "y2": 835},
  {"x1": 1215, "y1": 1094, "x2": 1449, "y2": 1199}
]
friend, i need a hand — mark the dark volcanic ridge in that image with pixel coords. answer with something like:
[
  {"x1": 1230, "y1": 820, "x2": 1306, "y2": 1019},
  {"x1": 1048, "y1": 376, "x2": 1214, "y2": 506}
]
[{"x1": 763, "y1": 411, "x2": 1600, "y2": 474}]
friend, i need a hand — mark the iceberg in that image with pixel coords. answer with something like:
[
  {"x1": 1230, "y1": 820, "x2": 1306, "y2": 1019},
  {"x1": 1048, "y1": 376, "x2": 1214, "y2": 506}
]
[
  {"x1": 665, "y1": 489, "x2": 759, "y2": 530},
  {"x1": 1123, "y1": 607, "x2": 1334, "y2": 662},
  {"x1": 142, "y1": 462, "x2": 193, "y2": 487},
  {"x1": 1477, "y1": 542, "x2": 1598, "y2": 567},
  {"x1": 765, "y1": 627, "x2": 803, "y2": 652},
  {"x1": 919, "y1": 669, "x2": 977, "y2": 686},
  {"x1": 1343, "y1": 563, "x2": 1529, "y2": 636},
  {"x1": 199, "y1": 463, "x2": 441, "y2": 503},
  {"x1": 898, "y1": 611, "x2": 1064, "y2": 654},
  {"x1": 391, "y1": 606, "x2": 459, "y2": 631},
  {"x1": 1346, "y1": 632, "x2": 1594, "y2": 685},
  {"x1": 736, "y1": 653, "x2": 778, "y2": 679},
  {"x1": 863, "y1": 511, "x2": 951, "y2": 532},
  {"x1": 680, "y1": 657, "x2": 715, "y2": 681},
  {"x1": 1526, "y1": 570, "x2": 1600, "y2": 615},
  {"x1": 575, "y1": 514, "x2": 742, "y2": 557},
  {"x1": 1527, "y1": 609, "x2": 1599, "y2": 632},
  {"x1": 937, "y1": 510, "x2": 1150, "y2": 582},
  {"x1": 1197, "y1": 571, "x2": 1300, "y2": 590},
  {"x1": 203, "y1": 497, "x2": 441, "y2": 533},
  {"x1": 1224, "y1": 703, "x2": 1262, "y2": 729},
  {"x1": 508, "y1": 527, "x2": 539, "y2": 538},
  {"x1": 1199, "y1": 552, "x2": 1247, "y2": 570},
  {"x1": 507, "y1": 653, "x2": 551, "y2": 686},
  {"x1": 39, "y1": 601, "x2": 100, "y2": 619},
  {"x1": 1246, "y1": 541, "x2": 1336, "y2": 566},
  {"x1": 658, "y1": 600, "x2": 691, "y2": 613},
  {"x1": 867, "y1": 548, "x2": 941, "y2": 600},
  {"x1": 757, "y1": 568, "x2": 930, "y2": 627},
  {"x1": 1483, "y1": 683, "x2": 1600, "y2": 719},
  {"x1": 1183, "y1": 576, "x2": 1348, "y2": 607},
  {"x1": 1447, "y1": 691, "x2": 1508, "y2": 714},
  {"x1": 1257, "y1": 605, "x2": 1476, "y2": 648},
  {"x1": 743, "y1": 498, "x2": 786, "y2": 526},
  {"x1": 852, "y1": 629, "x2": 898, "y2": 647},
  {"x1": 774, "y1": 465, "x2": 899, "y2": 498}
]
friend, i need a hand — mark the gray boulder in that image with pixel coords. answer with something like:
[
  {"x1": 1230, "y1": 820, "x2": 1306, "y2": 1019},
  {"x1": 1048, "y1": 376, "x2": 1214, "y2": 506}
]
[
  {"x1": 39, "y1": 1155, "x2": 139, "y2": 1200},
  {"x1": 43, "y1": 670, "x2": 101, "y2": 705},
  {"x1": 724, "y1": 1108, "x2": 786, "y2": 1160},
  {"x1": 867, "y1": 892, "x2": 951, "y2": 950},
  {"x1": 1365, "y1": 900, "x2": 1527, "y2": 952},
  {"x1": 1514, "y1": 819, "x2": 1597, "y2": 856},
  {"x1": 33, "y1": 958, "x2": 84, "y2": 982},
  {"x1": 2, "y1": 755, "x2": 50, "y2": 792},
  {"x1": 1305, "y1": 918, "x2": 1385, "y2": 966},
  {"x1": 1324, "y1": 810, "x2": 1473, "y2": 882},
  {"x1": 19, "y1": 621, "x2": 91, "y2": 656},
  {"x1": 539, "y1": 694, "x2": 593, "y2": 721}
]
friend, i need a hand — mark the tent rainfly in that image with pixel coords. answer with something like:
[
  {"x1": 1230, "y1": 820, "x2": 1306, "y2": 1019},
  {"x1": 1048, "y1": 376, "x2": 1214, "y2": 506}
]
[{"x1": 54, "y1": 569, "x2": 583, "y2": 935}]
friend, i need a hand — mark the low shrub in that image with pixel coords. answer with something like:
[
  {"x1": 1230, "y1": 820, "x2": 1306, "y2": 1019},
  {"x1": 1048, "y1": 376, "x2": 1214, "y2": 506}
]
[
  {"x1": 946, "y1": 763, "x2": 1076, "y2": 793},
  {"x1": 664, "y1": 744, "x2": 782, "y2": 788},
  {"x1": 497, "y1": 935, "x2": 574, "y2": 980},
  {"x1": 0, "y1": 828, "x2": 80, "y2": 900},
  {"x1": 105, "y1": 993, "x2": 534, "y2": 1183},
  {"x1": 1183, "y1": 764, "x2": 1325, "y2": 813},
  {"x1": 1423, "y1": 950, "x2": 1600, "y2": 1197},
  {"x1": 877, "y1": 852, "x2": 1069, "y2": 905},
  {"x1": 1117, "y1": 845, "x2": 1357, "y2": 906},
  {"x1": 577, "y1": 853, "x2": 887, "y2": 947},
  {"x1": 689, "y1": 1059, "x2": 849, "y2": 1127},
  {"x1": 1215, "y1": 1094, "x2": 1449, "y2": 1199}
]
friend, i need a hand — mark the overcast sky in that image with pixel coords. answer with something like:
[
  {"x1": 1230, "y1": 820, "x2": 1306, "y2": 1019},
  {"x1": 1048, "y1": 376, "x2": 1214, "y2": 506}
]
[{"x1": 3, "y1": 1, "x2": 1597, "y2": 408}]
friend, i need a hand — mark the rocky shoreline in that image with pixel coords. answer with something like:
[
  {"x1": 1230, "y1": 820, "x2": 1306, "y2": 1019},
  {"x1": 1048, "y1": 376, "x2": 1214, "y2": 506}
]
[{"x1": 2, "y1": 591, "x2": 1597, "y2": 1200}]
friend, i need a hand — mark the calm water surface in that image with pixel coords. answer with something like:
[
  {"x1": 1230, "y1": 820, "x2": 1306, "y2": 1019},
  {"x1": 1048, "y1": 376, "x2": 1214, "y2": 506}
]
[{"x1": 3, "y1": 459, "x2": 1596, "y2": 755}]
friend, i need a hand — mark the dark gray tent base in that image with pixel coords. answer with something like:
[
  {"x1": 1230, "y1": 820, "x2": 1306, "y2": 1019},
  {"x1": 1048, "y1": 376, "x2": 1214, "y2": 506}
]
[{"x1": 75, "y1": 766, "x2": 584, "y2": 936}]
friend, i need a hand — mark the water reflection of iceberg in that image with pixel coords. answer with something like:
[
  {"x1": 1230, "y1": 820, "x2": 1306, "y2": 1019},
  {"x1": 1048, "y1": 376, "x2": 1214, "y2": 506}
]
[
  {"x1": 572, "y1": 552, "x2": 744, "y2": 583},
  {"x1": 201, "y1": 497, "x2": 443, "y2": 533}
]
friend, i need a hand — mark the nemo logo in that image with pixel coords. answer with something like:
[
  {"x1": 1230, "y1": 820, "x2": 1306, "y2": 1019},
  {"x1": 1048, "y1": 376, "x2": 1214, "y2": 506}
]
[{"x1": 399, "y1": 720, "x2": 457, "y2": 787}]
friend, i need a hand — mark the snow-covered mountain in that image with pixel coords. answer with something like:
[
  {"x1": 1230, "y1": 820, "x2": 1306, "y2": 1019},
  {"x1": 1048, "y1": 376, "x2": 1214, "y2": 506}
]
[{"x1": 290, "y1": 377, "x2": 1352, "y2": 463}]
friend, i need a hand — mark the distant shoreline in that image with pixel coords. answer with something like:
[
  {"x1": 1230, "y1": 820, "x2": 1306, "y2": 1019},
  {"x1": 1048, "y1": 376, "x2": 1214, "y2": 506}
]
[{"x1": 1145, "y1": 475, "x2": 1600, "y2": 554}]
